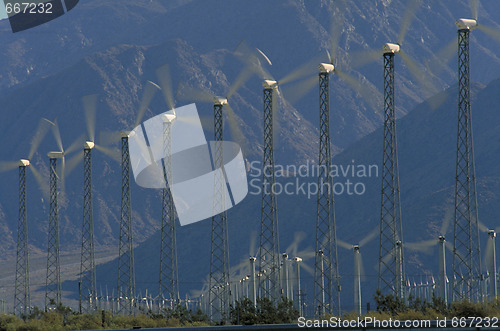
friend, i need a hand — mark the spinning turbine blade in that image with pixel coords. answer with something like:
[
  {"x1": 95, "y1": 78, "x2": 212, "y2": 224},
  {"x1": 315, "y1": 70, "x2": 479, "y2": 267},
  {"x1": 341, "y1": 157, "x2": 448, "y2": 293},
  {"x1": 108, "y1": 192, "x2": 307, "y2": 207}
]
[
  {"x1": 234, "y1": 41, "x2": 274, "y2": 80},
  {"x1": 399, "y1": 50, "x2": 438, "y2": 96},
  {"x1": 29, "y1": 118, "x2": 52, "y2": 159},
  {"x1": 134, "y1": 80, "x2": 161, "y2": 127},
  {"x1": 176, "y1": 83, "x2": 214, "y2": 103},
  {"x1": 439, "y1": 207, "x2": 454, "y2": 235},
  {"x1": 249, "y1": 231, "x2": 257, "y2": 257},
  {"x1": 328, "y1": 0, "x2": 346, "y2": 62},
  {"x1": 405, "y1": 239, "x2": 437, "y2": 254},
  {"x1": 156, "y1": 64, "x2": 176, "y2": 110},
  {"x1": 94, "y1": 145, "x2": 121, "y2": 163},
  {"x1": 49, "y1": 119, "x2": 64, "y2": 153},
  {"x1": 280, "y1": 75, "x2": 317, "y2": 105},
  {"x1": 279, "y1": 54, "x2": 323, "y2": 85},
  {"x1": 285, "y1": 232, "x2": 306, "y2": 257},
  {"x1": 225, "y1": 103, "x2": 249, "y2": 154},
  {"x1": 425, "y1": 39, "x2": 456, "y2": 77},
  {"x1": 227, "y1": 66, "x2": 253, "y2": 99},
  {"x1": 337, "y1": 240, "x2": 353, "y2": 250},
  {"x1": 0, "y1": 161, "x2": 19, "y2": 172},
  {"x1": 398, "y1": 0, "x2": 422, "y2": 45},
  {"x1": 98, "y1": 131, "x2": 121, "y2": 147},
  {"x1": 65, "y1": 151, "x2": 84, "y2": 178},
  {"x1": 335, "y1": 69, "x2": 382, "y2": 113},
  {"x1": 470, "y1": 0, "x2": 479, "y2": 21},
  {"x1": 359, "y1": 226, "x2": 379, "y2": 247},
  {"x1": 477, "y1": 25, "x2": 500, "y2": 43},
  {"x1": 478, "y1": 220, "x2": 489, "y2": 233},
  {"x1": 256, "y1": 48, "x2": 272, "y2": 66},
  {"x1": 350, "y1": 48, "x2": 383, "y2": 68},
  {"x1": 83, "y1": 94, "x2": 98, "y2": 142},
  {"x1": 64, "y1": 133, "x2": 85, "y2": 155},
  {"x1": 30, "y1": 164, "x2": 50, "y2": 199}
]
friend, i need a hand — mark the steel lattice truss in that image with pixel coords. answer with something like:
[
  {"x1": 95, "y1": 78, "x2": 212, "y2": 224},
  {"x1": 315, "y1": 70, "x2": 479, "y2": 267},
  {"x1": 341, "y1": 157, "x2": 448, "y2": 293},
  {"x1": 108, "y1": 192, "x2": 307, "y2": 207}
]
[
  {"x1": 314, "y1": 72, "x2": 340, "y2": 316},
  {"x1": 259, "y1": 88, "x2": 280, "y2": 303},
  {"x1": 378, "y1": 53, "x2": 405, "y2": 299},
  {"x1": 117, "y1": 136, "x2": 135, "y2": 315},
  {"x1": 452, "y1": 29, "x2": 482, "y2": 302},
  {"x1": 208, "y1": 104, "x2": 231, "y2": 322},
  {"x1": 80, "y1": 148, "x2": 97, "y2": 313},
  {"x1": 159, "y1": 120, "x2": 179, "y2": 307},
  {"x1": 46, "y1": 158, "x2": 61, "y2": 309},
  {"x1": 14, "y1": 164, "x2": 30, "y2": 316}
]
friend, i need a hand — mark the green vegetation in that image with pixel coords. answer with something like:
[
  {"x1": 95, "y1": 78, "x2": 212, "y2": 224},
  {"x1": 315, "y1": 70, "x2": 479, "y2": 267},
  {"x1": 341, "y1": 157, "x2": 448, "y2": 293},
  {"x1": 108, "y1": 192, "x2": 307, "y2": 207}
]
[
  {"x1": 230, "y1": 297, "x2": 299, "y2": 325},
  {"x1": 0, "y1": 303, "x2": 209, "y2": 330},
  {"x1": 345, "y1": 290, "x2": 500, "y2": 320}
]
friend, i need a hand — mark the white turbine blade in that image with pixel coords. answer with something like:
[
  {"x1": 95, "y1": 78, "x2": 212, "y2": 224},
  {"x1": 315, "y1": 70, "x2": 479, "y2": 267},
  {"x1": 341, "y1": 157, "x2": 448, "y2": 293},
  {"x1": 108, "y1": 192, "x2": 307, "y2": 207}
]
[
  {"x1": 0, "y1": 161, "x2": 19, "y2": 173},
  {"x1": 225, "y1": 103, "x2": 249, "y2": 155},
  {"x1": 65, "y1": 134, "x2": 86, "y2": 155},
  {"x1": 249, "y1": 230, "x2": 257, "y2": 257},
  {"x1": 50, "y1": 119, "x2": 64, "y2": 153},
  {"x1": 83, "y1": 94, "x2": 98, "y2": 143},
  {"x1": 398, "y1": 0, "x2": 422, "y2": 45},
  {"x1": 405, "y1": 240, "x2": 437, "y2": 254},
  {"x1": 286, "y1": 232, "x2": 306, "y2": 256},
  {"x1": 478, "y1": 220, "x2": 489, "y2": 233},
  {"x1": 29, "y1": 118, "x2": 53, "y2": 159},
  {"x1": 335, "y1": 68, "x2": 382, "y2": 113},
  {"x1": 301, "y1": 261, "x2": 314, "y2": 276},
  {"x1": 349, "y1": 48, "x2": 383, "y2": 68},
  {"x1": 359, "y1": 226, "x2": 379, "y2": 247},
  {"x1": 478, "y1": 25, "x2": 500, "y2": 44},
  {"x1": 94, "y1": 145, "x2": 121, "y2": 163},
  {"x1": 440, "y1": 206, "x2": 454, "y2": 235},
  {"x1": 176, "y1": 82, "x2": 214, "y2": 104},
  {"x1": 156, "y1": 64, "x2": 176, "y2": 110},
  {"x1": 337, "y1": 239, "x2": 352, "y2": 250},
  {"x1": 64, "y1": 151, "x2": 84, "y2": 178},
  {"x1": 279, "y1": 54, "x2": 324, "y2": 85},
  {"x1": 280, "y1": 75, "x2": 318, "y2": 105},
  {"x1": 256, "y1": 48, "x2": 272, "y2": 66},
  {"x1": 359, "y1": 252, "x2": 367, "y2": 282},
  {"x1": 470, "y1": 0, "x2": 479, "y2": 21},
  {"x1": 30, "y1": 164, "x2": 50, "y2": 200},
  {"x1": 399, "y1": 50, "x2": 438, "y2": 96},
  {"x1": 134, "y1": 80, "x2": 161, "y2": 127},
  {"x1": 328, "y1": 0, "x2": 346, "y2": 62},
  {"x1": 227, "y1": 66, "x2": 253, "y2": 99},
  {"x1": 98, "y1": 130, "x2": 121, "y2": 147}
]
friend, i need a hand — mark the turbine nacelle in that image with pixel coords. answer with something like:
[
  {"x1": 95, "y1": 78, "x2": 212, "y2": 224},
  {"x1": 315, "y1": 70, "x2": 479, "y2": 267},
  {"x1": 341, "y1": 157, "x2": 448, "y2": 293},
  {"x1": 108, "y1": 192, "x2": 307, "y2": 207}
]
[
  {"x1": 84, "y1": 141, "x2": 95, "y2": 150},
  {"x1": 318, "y1": 63, "x2": 334, "y2": 73},
  {"x1": 488, "y1": 230, "x2": 496, "y2": 238},
  {"x1": 439, "y1": 235, "x2": 446, "y2": 243},
  {"x1": 353, "y1": 245, "x2": 360, "y2": 252},
  {"x1": 121, "y1": 131, "x2": 136, "y2": 138},
  {"x1": 383, "y1": 43, "x2": 400, "y2": 54},
  {"x1": 214, "y1": 97, "x2": 228, "y2": 106},
  {"x1": 263, "y1": 79, "x2": 278, "y2": 89},
  {"x1": 293, "y1": 257, "x2": 302, "y2": 263},
  {"x1": 456, "y1": 18, "x2": 478, "y2": 31},
  {"x1": 47, "y1": 151, "x2": 64, "y2": 159},
  {"x1": 161, "y1": 113, "x2": 176, "y2": 123},
  {"x1": 19, "y1": 159, "x2": 30, "y2": 167}
]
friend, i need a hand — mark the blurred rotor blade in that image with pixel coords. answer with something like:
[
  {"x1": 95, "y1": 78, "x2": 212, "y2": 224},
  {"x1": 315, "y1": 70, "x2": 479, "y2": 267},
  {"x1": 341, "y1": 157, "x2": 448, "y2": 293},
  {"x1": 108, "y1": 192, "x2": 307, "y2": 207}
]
[
  {"x1": 280, "y1": 75, "x2": 317, "y2": 105},
  {"x1": 335, "y1": 69, "x2": 382, "y2": 113},
  {"x1": 295, "y1": 249, "x2": 315, "y2": 261},
  {"x1": 399, "y1": 50, "x2": 438, "y2": 96},
  {"x1": 328, "y1": 0, "x2": 346, "y2": 62},
  {"x1": 337, "y1": 239, "x2": 352, "y2": 250},
  {"x1": 156, "y1": 64, "x2": 176, "y2": 110},
  {"x1": 249, "y1": 230, "x2": 257, "y2": 257},
  {"x1": 98, "y1": 130, "x2": 121, "y2": 147},
  {"x1": 405, "y1": 239, "x2": 437, "y2": 254},
  {"x1": 29, "y1": 118, "x2": 53, "y2": 159},
  {"x1": 477, "y1": 25, "x2": 500, "y2": 43},
  {"x1": 350, "y1": 48, "x2": 383, "y2": 68},
  {"x1": 30, "y1": 164, "x2": 50, "y2": 200},
  {"x1": 470, "y1": 0, "x2": 479, "y2": 21},
  {"x1": 359, "y1": 252, "x2": 367, "y2": 282},
  {"x1": 256, "y1": 48, "x2": 272, "y2": 66},
  {"x1": 65, "y1": 134, "x2": 86, "y2": 155},
  {"x1": 444, "y1": 241, "x2": 454, "y2": 253},
  {"x1": 439, "y1": 206, "x2": 454, "y2": 235},
  {"x1": 225, "y1": 103, "x2": 249, "y2": 155},
  {"x1": 134, "y1": 81, "x2": 161, "y2": 127},
  {"x1": 83, "y1": 94, "x2": 98, "y2": 142},
  {"x1": 50, "y1": 119, "x2": 64, "y2": 153},
  {"x1": 478, "y1": 220, "x2": 489, "y2": 233},
  {"x1": 95, "y1": 145, "x2": 121, "y2": 163},
  {"x1": 286, "y1": 232, "x2": 306, "y2": 257},
  {"x1": 0, "y1": 161, "x2": 20, "y2": 172},
  {"x1": 279, "y1": 54, "x2": 324, "y2": 85},
  {"x1": 425, "y1": 39, "x2": 455, "y2": 78},
  {"x1": 300, "y1": 261, "x2": 314, "y2": 276},
  {"x1": 176, "y1": 82, "x2": 214, "y2": 104},
  {"x1": 398, "y1": 0, "x2": 422, "y2": 45},
  {"x1": 227, "y1": 66, "x2": 254, "y2": 99},
  {"x1": 64, "y1": 151, "x2": 84, "y2": 178},
  {"x1": 234, "y1": 41, "x2": 274, "y2": 80},
  {"x1": 360, "y1": 226, "x2": 379, "y2": 247}
]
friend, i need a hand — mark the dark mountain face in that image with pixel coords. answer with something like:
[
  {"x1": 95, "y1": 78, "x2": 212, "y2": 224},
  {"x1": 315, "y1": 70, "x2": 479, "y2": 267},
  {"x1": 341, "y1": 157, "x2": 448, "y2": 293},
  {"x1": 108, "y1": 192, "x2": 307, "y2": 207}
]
[{"x1": 0, "y1": 0, "x2": 499, "y2": 311}]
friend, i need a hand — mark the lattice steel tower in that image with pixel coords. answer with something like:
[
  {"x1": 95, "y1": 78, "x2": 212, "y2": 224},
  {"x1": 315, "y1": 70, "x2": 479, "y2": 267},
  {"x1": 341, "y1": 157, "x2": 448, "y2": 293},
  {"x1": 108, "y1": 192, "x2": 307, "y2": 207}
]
[
  {"x1": 46, "y1": 152, "x2": 63, "y2": 309},
  {"x1": 14, "y1": 159, "x2": 31, "y2": 316},
  {"x1": 117, "y1": 132, "x2": 135, "y2": 315},
  {"x1": 378, "y1": 43, "x2": 405, "y2": 299},
  {"x1": 159, "y1": 113, "x2": 179, "y2": 308},
  {"x1": 452, "y1": 18, "x2": 482, "y2": 302},
  {"x1": 259, "y1": 80, "x2": 280, "y2": 303},
  {"x1": 80, "y1": 142, "x2": 97, "y2": 313},
  {"x1": 208, "y1": 98, "x2": 231, "y2": 322},
  {"x1": 314, "y1": 63, "x2": 340, "y2": 316}
]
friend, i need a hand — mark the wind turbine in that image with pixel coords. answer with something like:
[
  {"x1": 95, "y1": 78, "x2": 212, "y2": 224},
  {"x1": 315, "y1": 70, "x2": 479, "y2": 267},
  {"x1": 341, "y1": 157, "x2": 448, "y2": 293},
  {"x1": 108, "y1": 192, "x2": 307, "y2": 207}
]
[{"x1": 338, "y1": 227, "x2": 378, "y2": 315}]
